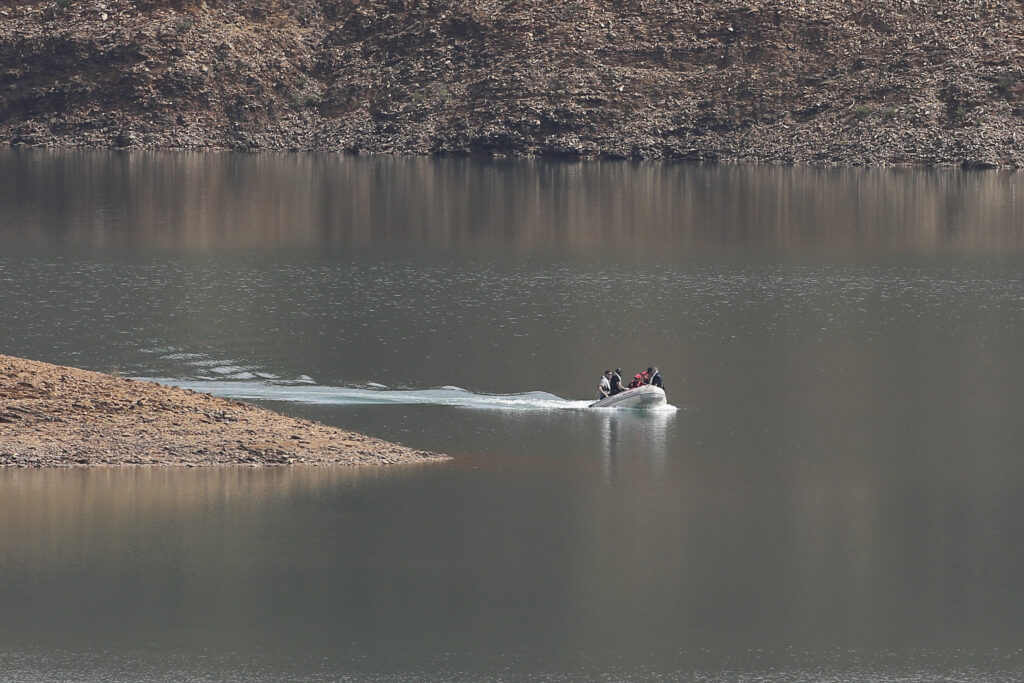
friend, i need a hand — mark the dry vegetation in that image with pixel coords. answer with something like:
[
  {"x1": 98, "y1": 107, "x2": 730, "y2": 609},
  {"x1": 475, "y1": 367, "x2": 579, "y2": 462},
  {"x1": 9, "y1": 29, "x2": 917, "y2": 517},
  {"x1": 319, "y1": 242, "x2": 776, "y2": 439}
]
[{"x1": 1, "y1": 0, "x2": 1023, "y2": 165}]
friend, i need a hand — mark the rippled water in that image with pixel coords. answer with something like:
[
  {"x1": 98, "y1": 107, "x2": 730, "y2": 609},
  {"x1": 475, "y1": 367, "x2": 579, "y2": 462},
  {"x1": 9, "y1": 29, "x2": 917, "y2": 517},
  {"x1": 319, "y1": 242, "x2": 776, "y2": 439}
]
[{"x1": 2, "y1": 150, "x2": 1024, "y2": 681}]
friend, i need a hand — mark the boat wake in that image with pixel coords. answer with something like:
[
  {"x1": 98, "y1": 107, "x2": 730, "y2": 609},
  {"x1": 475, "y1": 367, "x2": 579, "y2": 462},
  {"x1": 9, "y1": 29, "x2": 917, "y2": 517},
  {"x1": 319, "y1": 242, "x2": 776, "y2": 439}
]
[{"x1": 145, "y1": 378, "x2": 678, "y2": 413}]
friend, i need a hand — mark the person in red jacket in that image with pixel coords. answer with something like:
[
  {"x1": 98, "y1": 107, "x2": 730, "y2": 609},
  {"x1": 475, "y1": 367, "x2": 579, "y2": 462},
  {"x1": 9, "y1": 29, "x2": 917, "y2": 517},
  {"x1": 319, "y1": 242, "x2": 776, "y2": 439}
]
[{"x1": 628, "y1": 371, "x2": 648, "y2": 389}]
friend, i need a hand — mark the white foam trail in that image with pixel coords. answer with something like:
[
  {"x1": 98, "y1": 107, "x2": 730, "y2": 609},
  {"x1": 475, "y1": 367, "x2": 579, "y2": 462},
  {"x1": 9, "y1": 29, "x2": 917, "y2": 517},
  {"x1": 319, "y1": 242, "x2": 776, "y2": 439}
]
[{"x1": 143, "y1": 378, "x2": 678, "y2": 413}]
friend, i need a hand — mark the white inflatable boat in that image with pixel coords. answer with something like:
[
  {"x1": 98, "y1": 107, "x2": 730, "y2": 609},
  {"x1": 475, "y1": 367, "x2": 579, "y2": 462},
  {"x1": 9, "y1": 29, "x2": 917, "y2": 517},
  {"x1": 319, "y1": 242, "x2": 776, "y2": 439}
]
[{"x1": 589, "y1": 385, "x2": 666, "y2": 409}]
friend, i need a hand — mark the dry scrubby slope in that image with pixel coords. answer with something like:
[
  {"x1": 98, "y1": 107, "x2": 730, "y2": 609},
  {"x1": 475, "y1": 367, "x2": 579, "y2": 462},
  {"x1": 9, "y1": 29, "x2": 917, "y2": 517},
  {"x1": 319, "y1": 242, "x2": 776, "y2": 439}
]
[{"x1": 1, "y1": 0, "x2": 1023, "y2": 165}]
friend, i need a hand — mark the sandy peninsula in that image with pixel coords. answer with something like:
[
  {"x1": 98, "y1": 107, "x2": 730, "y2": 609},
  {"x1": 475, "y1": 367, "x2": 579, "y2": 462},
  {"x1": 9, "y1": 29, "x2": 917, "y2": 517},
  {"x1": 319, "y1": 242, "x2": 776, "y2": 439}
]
[{"x1": 0, "y1": 354, "x2": 447, "y2": 467}]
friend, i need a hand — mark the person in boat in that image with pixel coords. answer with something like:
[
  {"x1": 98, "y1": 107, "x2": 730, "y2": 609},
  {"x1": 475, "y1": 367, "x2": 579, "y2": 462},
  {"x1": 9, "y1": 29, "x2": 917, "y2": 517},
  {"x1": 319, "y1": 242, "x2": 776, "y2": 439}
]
[
  {"x1": 597, "y1": 370, "x2": 612, "y2": 400},
  {"x1": 646, "y1": 366, "x2": 663, "y2": 389},
  {"x1": 628, "y1": 371, "x2": 649, "y2": 389},
  {"x1": 609, "y1": 368, "x2": 626, "y2": 395}
]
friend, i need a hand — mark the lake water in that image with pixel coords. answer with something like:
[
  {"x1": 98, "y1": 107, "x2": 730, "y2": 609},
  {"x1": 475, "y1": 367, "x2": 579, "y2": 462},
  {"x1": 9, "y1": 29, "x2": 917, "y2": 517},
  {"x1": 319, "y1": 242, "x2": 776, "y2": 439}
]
[{"x1": 2, "y1": 150, "x2": 1024, "y2": 681}]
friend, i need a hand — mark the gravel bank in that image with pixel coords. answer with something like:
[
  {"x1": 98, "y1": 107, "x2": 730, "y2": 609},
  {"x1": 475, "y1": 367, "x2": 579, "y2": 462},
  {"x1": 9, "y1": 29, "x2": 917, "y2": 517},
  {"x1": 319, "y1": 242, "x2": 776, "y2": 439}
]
[{"x1": 0, "y1": 354, "x2": 448, "y2": 467}]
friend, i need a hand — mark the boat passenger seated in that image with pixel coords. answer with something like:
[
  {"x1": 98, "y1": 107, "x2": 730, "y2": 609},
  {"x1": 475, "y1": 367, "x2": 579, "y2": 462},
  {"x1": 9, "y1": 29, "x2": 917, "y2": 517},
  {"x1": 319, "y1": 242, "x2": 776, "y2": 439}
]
[
  {"x1": 597, "y1": 370, "x2": 612, "y2": 400},
  {"x1": 609, "y1": 368, "x2": 625, "y2": 395}
]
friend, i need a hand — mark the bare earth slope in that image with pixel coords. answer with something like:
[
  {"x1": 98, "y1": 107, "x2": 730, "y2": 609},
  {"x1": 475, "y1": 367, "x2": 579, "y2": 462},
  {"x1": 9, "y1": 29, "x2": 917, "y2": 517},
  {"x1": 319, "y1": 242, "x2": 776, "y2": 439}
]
[
  {"x1": 1, "y1": 0, "x2": 1022, "y2": 166},
  {"x1": 0, "y1": 354, "x2": 447, "y2": 467}
]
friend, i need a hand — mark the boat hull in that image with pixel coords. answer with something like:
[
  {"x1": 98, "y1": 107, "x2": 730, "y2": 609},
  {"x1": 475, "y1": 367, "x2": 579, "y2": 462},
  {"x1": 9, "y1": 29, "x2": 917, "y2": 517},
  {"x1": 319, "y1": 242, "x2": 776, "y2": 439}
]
[{"x1": 589, "y1": 385, "x2": 666, "y2": 409}]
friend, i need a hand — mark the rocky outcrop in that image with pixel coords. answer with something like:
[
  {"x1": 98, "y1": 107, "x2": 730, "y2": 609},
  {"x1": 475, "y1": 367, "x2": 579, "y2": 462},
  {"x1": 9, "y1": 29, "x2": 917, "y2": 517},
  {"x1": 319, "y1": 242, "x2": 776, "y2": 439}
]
[
  {"x1": 1, "y1": 0, "x2": 1023, "y2": 166},
  {"x1": 0, "y1": 354, "x2": 447, "y2": 467}
]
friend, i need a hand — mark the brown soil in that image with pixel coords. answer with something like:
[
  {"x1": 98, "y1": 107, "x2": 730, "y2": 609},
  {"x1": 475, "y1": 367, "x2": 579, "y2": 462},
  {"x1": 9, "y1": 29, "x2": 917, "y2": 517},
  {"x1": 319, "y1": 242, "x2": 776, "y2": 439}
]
[
  {"x1": 0, "y1": 354, "x2": 448, "y2": 467},
  {"x1": 1, "y1": 0, "x2": 1023, "y2": 167}
]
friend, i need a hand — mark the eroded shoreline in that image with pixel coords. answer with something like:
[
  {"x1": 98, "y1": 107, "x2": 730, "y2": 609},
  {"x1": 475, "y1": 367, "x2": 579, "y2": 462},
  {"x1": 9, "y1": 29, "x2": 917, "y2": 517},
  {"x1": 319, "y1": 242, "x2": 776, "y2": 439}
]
[{"x1": 0, "y1": 354, "x2": 448, "y2": 467}]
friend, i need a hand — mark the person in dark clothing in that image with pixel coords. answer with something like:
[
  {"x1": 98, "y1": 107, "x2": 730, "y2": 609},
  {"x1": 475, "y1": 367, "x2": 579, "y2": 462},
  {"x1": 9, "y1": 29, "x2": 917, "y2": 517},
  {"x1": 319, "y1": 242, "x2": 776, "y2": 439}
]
[
  {"x1": 609, "y1": 368, "x2": 626, "y2": 395},
  {"x1": 646, "y1": 366, "x2": 664, "y2": 389}
]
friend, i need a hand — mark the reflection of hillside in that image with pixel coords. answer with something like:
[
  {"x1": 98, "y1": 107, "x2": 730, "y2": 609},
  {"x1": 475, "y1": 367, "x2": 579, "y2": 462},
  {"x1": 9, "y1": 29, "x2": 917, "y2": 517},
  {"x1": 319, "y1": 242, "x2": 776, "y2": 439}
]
[
  {"x1": 2, "y1": 150, "x2": 1023, "y2": 255},
  {"x1": 0, "y1": 466, "x2": 426, "y2": 567}
]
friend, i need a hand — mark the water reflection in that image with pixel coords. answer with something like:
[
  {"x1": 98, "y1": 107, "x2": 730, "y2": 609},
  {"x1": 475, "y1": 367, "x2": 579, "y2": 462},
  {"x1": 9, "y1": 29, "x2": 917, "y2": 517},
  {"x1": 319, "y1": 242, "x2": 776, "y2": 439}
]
[
  {"x1": 0, "y1": 466, "x2": 426, "y2": 569},
  {"x1": 4, "y1": 151, "x2": 1024, "y2": 680},
  {"x1": 2, "y1": 149, "x2": 1024, "y2": 256},
  {"x1": 597, "y1": 409, "x2": 676, "y2": 484}
]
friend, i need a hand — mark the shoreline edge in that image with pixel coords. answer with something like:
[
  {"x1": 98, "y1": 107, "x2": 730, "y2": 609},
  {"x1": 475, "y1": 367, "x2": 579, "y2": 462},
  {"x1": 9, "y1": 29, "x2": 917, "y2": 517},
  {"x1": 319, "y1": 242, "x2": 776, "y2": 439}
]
[{"x1": 0, "y1": 354, "x2": 450, "y2": 468}]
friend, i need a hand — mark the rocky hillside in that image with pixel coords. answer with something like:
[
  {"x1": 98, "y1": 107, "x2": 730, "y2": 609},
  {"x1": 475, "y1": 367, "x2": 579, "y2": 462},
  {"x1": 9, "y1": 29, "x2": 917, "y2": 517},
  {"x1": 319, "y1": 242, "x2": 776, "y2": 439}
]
[{"x1": 2, "y1": 0, "x2": 1023, "y2": 166}]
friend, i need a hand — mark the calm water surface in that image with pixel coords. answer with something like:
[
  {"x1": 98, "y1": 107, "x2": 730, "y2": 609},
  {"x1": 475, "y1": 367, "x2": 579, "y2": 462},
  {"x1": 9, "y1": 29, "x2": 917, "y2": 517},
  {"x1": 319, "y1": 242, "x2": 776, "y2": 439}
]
[{"x1": 1, "y1": 150, "x2": 1024, "y2": 681}]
